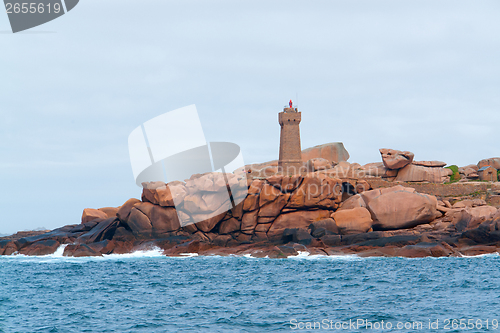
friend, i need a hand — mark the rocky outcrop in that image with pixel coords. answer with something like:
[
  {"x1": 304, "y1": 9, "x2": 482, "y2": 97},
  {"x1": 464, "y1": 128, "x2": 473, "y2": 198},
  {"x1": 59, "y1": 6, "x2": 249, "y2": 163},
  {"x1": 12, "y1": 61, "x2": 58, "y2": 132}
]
[
  {"x1": 2, "y1": 141, "x2": 500, "y2": 259},
  {"x1": 380, "y1": 148, "x2": 414, "y2": 170},
  {"x1": 458, "y1": 165, "x2": 479, "y2": 180},
  {"x1": 395, "y1": 164, "x2": 452, "y2": 183},
  {"x1": 366, "y1": 149, "x2": 454, "y2": 183},
  {"x1": 340, "y1": 186, "x2": 440, "y2": 231},
  {"x1": 478, "y1": 158, "x2": 500, "y2": 170},
  {"x1": 301, "y1": 142, "x2": 349, "y2": 163}
]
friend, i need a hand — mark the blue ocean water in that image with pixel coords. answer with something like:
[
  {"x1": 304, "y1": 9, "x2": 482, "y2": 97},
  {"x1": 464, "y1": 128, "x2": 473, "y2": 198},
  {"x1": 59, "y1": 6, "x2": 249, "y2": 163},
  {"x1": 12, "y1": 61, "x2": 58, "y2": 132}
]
[{"x1": 1, "y1": 248, "x2": 499, "y2": 333}]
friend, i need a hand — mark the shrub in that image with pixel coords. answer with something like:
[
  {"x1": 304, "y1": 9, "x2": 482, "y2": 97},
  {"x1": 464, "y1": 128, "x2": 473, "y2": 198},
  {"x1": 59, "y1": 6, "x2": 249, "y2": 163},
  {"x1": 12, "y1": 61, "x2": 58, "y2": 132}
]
[{"x1": 446, "y1": 165, "x2": 460, "y2": 183}]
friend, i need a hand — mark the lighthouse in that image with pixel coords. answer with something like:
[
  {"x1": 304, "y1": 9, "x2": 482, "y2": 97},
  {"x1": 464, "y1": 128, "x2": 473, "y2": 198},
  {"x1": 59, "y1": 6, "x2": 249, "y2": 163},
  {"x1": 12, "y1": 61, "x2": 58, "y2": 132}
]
[{"x1": 278, "y1": 101, "x2": 302, "y2": 174}]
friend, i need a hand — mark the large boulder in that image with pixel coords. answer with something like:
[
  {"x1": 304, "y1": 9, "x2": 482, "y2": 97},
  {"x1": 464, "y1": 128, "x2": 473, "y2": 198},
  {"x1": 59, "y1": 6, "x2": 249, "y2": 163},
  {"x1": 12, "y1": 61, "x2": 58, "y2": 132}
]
[
  {"x1": 478, "y1": 158, "x2": 500, "y2": 170},
  {"x1": 331, "y1": 207, "x2": 373, "y2": 235},
  {"x1": 116, "y1": 198, "x2": 141, "y2": 223},
  {"x1": 394, "y1": 164, "x2": 452, "y2": 183},
  {"x1": 379, "y1": 149, "x2": 414, "y2": 170},
  {"x1": 127, "y1": 205, "x2": 153, "y2": 238},
  {"x1": 367, "y1": 190, "x2": 439, "y2": 230},
  {"x1": 149, "y1": 205, "x2": 181, "y2": 235},
  {"x1": 81, "y1": 208, "x2": 108, "y2": 224},
  {"x1": 301, "y1": 142, "x2": 349, "y2": 163}
]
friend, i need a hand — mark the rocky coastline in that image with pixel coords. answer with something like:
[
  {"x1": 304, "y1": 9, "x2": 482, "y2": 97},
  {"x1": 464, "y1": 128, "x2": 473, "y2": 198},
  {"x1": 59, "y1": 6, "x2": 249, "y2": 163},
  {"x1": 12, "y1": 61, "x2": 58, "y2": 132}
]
[{"x1": 2, "y1": 144, "x2": 500, "y2": 259}]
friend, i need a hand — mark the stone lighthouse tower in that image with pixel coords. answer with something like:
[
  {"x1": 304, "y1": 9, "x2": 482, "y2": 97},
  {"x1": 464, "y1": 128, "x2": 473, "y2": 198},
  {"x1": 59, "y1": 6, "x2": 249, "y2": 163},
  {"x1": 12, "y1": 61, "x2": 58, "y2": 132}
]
[{"x1": 278, "y1": 101, "x2": 302, "y2": 174}]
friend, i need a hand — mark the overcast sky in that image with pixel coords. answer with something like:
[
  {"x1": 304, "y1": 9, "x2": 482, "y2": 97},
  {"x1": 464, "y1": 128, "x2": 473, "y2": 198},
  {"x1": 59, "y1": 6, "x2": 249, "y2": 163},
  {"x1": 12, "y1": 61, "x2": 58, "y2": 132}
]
[{"x1": 1, "y1": 0, "x2": 500, "y2": 234}]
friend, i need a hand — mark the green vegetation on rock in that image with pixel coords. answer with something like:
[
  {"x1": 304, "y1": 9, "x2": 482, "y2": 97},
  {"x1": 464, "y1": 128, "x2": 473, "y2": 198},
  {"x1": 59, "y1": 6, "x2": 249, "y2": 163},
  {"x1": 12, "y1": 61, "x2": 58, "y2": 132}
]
[{"x1": 446, "y1": 165, "x2": 460, "y2": 183}]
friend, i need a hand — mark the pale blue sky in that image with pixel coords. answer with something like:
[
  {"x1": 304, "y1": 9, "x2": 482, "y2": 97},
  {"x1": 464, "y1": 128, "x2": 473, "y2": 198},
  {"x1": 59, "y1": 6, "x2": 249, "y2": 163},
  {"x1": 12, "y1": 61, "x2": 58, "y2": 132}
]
[{"x1": 1, "y1": 0, "x2": 500, "y2": 234}]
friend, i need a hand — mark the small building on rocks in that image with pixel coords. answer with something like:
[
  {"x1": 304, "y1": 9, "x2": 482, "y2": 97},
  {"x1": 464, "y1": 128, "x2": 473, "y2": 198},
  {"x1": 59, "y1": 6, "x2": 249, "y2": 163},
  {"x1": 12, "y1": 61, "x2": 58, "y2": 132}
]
[{"x1": 478, "y1": 166, "x2": 498, "y2": 182}]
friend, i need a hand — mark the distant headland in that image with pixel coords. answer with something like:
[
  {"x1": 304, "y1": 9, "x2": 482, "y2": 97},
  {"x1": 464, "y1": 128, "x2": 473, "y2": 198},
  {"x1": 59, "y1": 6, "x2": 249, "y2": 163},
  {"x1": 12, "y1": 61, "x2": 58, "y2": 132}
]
[{"x1": 1, "y1": 103, "x2": 499, "y2": 258}]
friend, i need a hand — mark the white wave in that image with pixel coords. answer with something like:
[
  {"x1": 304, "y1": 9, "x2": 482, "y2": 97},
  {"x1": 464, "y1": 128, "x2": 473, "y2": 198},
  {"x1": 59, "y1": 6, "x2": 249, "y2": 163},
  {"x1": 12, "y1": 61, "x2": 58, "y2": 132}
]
[
  {"x1": 178, "y1": 253, "x2": 198, "y2": 257},
  {"x1": 49, "y1": 244, "x2": 68, "y2": 257},
  {"x1": 458, "y1": 252, "x2": 500, "y2": 258},
  {"x1": 288, "y1": 251, "x2": 361, "y2": 260},
  {"x1": 0, "y1": 244, "x2": 69, "y2": 259},
  {"x1": 102, "y1": 247, "x2": 165, "y2": 259}
]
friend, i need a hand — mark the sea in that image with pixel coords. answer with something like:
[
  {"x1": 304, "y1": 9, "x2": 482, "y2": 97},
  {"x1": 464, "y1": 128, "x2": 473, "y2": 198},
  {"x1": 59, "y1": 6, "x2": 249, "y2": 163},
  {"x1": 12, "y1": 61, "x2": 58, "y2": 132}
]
[{"x1": 1, "y1": 246, "x2": 499, "y2": 333}]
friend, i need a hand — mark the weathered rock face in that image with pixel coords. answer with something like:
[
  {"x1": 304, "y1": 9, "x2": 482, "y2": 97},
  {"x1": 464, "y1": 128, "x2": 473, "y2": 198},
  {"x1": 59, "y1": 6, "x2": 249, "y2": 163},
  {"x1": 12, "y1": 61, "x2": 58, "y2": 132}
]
[
  {"x1": 268, "y1": 210, "x2": 331, "y2": 240},
  {"x1": 331, "y1": 207, "x2": 373, "y2": 234},
  {"x1": 379, "y1": 149, "x2": 414, "y2": 170},
  {"x1": 117, "y1": 198, "x2": 141, "y2": 223},
  {"x1": 308, "y1": 218, "x2": 339, "y2": 237},
  {"x1": 306, "y1": 158, "x2": 333, "y2": 172},
  {"x1": 81, "y1": 208, "x2": 108, "y2": 224},
  {"x1": 395, "y1": 164, "x2": 452, "y2": 183},
  {"x1": 459, "y1": 165, "x2": 479, "y2": 179},
  {"x1": 241, "y1": 210, "x2": 259, "y2": 234},
  {"x1": 366, "y1": 190, "x2": 439, "y2": 230},
  {"x1": 478, "y1": 158, "x2": 500, "y2": 170},
  {"x1": 194, "y1": 212, "x2": 226, "y2": 233},
  {"x1": 64, "y1": 244, "x2": 103, "y2": 257},
  {"x1": 150, "y1": 205, "x2": 181, "y2": 235},
  {"x1": 339, "y1": 194, "x2": 367, "y2": 210},
  {"x1": 219, "y1": 218, "x2": 241, "y2": 234},
  {"x1": 412, "y1": 161, "x2": 447, "y2": 167},
  {"x1": 452, "y1": 206, "x2": 499, "y2": 232},
  {"x1": 286, "y1": 174, "x2": 342, "y2": 209},
  {"x1": 301, "y1": 142, "x2": 349, "y2": 163},
  {"x1": 98, "y1": 207, "x2": 119, "y2": 218},
  {"x1": 127, "y1": 206, "x2": 153, "y2": 238},
  {"x1": 359, "y1": 162, "x2": 387, "y2": 177},
  {"x1": 155, "y1": 182, "x2": 188, "y2": 207},
  {"x1": 19, "y1": 239, "x2": 60, "y2": 256}
]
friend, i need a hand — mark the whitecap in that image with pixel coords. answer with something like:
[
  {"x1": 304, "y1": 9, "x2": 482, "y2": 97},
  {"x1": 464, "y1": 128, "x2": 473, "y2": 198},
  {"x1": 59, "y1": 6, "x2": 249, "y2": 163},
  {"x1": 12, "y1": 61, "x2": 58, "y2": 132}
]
[{"x1": 102, "y1": 247, "x2": 165, "y2": 259}]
